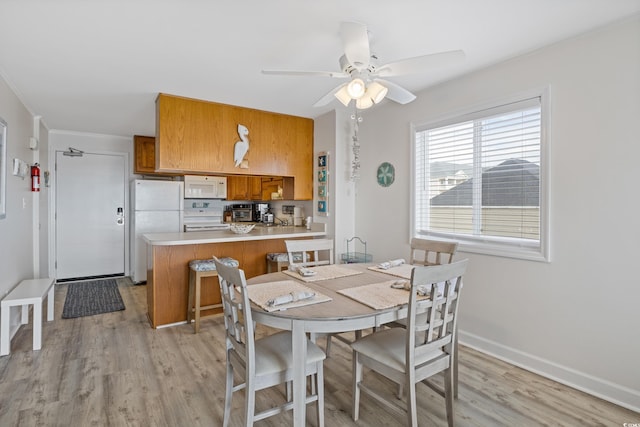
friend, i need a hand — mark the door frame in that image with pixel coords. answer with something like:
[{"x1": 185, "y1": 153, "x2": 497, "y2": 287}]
[{"x1": 47, "y1": 139, "x2": 130, "y2": 281}]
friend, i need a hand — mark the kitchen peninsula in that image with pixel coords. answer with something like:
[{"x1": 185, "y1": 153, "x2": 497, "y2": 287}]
[{"x1": 143, "y1": 225, "x2": 326, "y2": 328}]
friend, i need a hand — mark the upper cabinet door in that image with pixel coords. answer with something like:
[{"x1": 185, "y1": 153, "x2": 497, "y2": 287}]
[{"x1": 133, "y1": 135, "x2": 156, "y2": 174}]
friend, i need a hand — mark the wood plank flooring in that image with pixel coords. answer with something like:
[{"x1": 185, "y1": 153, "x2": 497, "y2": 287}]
[{"x1": 0, "y1": 279, "x2": 637, "y2": 426}]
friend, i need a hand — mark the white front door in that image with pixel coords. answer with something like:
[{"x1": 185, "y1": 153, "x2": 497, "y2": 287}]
[{"x1": 55, "y1": 151, "x2": 126, "y2": 280}]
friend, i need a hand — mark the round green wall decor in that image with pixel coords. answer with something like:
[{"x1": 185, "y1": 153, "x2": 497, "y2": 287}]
[{"x1": 377, "y1": 162, "x2": 395, "y2": 187}]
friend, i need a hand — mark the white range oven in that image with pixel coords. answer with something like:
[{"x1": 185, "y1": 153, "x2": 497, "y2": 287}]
[{"x1": 183, "y1": 201, "x2": 230, "y2": 232}]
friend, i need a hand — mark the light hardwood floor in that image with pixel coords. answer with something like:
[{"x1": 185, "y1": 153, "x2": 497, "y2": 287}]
[{"x1": 0, "y1": 279, "x2": 637, "y2": 426}]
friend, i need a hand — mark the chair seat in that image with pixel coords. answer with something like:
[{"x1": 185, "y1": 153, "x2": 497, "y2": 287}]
[
  {"x1": 351, "y1": 328, "x2": 444, "y2": 372},
  {"x1": 189, "y1": 257, "x2": 239, "y2": 272},
  {"x1": 255, "y1": 331, "x2": 326, "y2": 376}
]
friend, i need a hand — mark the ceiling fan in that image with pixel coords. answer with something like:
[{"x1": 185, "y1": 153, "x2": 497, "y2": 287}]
[{"x1": 262, "y1": 21, "x2": 465, "y2": 109}]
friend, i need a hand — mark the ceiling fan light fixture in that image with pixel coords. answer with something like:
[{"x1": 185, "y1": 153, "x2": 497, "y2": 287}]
[
  {"x1": 356, "y1": 96, "x2": 374, "y2": 109},
  {"x1": 334, "y1": 85, "x2": 352, "y2": 106},
  {"x1": 347, "y1": 78, "x2": 366, "y2": 99},
  {"x1": 367, "y1": 81, "x2": 388, "y2": 104}
]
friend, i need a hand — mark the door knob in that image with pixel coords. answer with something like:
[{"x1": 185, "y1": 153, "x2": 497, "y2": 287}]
[{"x1": 117, "y1": 207, "x2": 124, "y2": 224}]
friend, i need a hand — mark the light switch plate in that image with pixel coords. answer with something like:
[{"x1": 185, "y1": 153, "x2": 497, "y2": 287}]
[{"x1": 12, "y1": 158, "x2": 29, "y2": 178}]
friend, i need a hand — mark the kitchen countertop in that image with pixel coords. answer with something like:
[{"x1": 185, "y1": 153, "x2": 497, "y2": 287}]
[{"x1": 143, "y1": 224, "x2": 326, "y2": 246}]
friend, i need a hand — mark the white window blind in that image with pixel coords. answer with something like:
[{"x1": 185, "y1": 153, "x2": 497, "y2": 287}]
[{"x1": 413, "y1": 96, "x2": 547, "y2": 260}]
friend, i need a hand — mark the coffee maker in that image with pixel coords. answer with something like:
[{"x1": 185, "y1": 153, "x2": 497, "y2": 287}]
[{"x1": 253, "y1": 203, "x2": 271, "y2": 223}]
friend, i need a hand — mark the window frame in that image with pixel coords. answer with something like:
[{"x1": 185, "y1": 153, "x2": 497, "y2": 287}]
[{"x1": 410, "y1": 88, "x2": 551, "y2": 262}]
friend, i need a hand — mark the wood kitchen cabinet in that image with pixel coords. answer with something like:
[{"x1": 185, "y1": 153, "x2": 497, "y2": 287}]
[
  {"x1": 227, "y1": 176, "x2": 264, "y2": 200},
  {"x1": 261, "y1": 176, "x2": 294, "y2": 201},
  {"x1": 133, "y1": 135, "x2": 156, "y2": 174},
  {"x1": 250, "y1": 176, "x2": 263, "y2": 200},
  {"x1": 134, "y1": 135, "x2": 181, "y2": 177},
  {"x1": 155, "y1": 93, "x2": 313, "y2": 199}
]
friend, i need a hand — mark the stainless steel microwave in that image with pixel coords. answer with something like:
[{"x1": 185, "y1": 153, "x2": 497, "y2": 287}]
[
  {"x1": 184, "y1": 175, "x2": 227, "y2": 199},
  {"x1": 231, "y1": 204, "x2": 253, "y2": 222}
]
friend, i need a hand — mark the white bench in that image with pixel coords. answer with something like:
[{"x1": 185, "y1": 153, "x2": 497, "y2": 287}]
[{"x1": 1, "y1": 277, "x2": 55, "y2": 356}]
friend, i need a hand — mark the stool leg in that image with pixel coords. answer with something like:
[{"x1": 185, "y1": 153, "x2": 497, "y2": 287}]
[
  {"x1": 187, "y1": 270, "x2": 195, "y2": 325},
  {"x1": 194, "y1": 272, "x2": 202, "y2": 334},
  {"x1": 277, "y1": 261, "x2": 288, "y2": 272}
]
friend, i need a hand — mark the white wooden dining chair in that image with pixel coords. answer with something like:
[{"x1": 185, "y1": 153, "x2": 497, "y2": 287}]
[
  {"x1": 213, "y1": 257, "x2": 326, "y2": 427},
  {"x1": 351, "y1": 260, "x2": 468, "y2": 427},
  {"x1": 410, "y1": 237, "x2": 458, "y2": 266},
  {"x1": 285, "y1": 238, "x2": 334, "y2": 268},
  {"x1": 392, "y1": 237, "x2": 462, "y2": 398},
  {"x1": 284, "y1": 239, "x2": 343, "y2": 355}
]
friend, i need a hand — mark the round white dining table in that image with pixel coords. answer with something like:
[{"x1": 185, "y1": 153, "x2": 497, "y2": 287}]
[{"x1": 247, "y1": 263, "x2": 408, "y2": 427}]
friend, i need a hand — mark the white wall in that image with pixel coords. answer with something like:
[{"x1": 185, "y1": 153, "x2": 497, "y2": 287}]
[
  {"x1": 314, "y1": 109, "x2": 358, "y2": 262},
  {"x1": 0, "y1": 73, "x2": 39, "y2": 336},
  {"x1": 354, "y1": 16, "x2": 640, "y2": 410},
  {"x1": 37, "y1": 119, "x2": 50, "y2": 277}
]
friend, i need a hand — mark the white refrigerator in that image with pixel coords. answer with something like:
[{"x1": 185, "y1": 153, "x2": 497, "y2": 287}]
[{"x1": 131, "y1": 179, "x2": 184, "y2": 283}]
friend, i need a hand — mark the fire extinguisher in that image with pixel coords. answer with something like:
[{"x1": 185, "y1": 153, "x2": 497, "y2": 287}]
[{"x1": 31, "y1": 163, "x2": 41, "y2": 192}]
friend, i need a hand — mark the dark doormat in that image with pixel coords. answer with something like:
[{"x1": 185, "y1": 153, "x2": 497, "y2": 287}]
[{"x1": 62, "y1": 278, "x2": 125, "y2": 319}]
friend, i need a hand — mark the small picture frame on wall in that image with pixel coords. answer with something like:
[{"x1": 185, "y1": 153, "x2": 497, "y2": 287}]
[{"x1": 316, "y1": 151, "x2": 329, "y2": 217}]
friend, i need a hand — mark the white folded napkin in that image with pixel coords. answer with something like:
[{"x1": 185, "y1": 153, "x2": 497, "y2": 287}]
[
  {"x1": 377, "y1": 258, "x2": 406, "y2": 270},
  {"x1": 390, "y1": 279, "x2": 431, "y2": 296},
  {"x1": 297, "y1": 267, "x2": 317, "y2": 277},
  {"x1": 390, "y1": 279, "x2": 410, "y2": 290},
  {"x1": 266, "y1": 290, "x2": 316, "y2": 307},
  {"x1": 288, "y1": 263, "x2": 315, "y2": 274}
]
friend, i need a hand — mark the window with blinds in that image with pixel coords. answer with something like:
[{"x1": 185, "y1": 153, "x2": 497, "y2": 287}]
[{"x1": 413, "y1": 95, "x2": 548, "y2": 260}]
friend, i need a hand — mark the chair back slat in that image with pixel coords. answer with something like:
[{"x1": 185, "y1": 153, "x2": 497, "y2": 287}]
[
  {"x1": 410, "y1": 238, "x2": 458, "y2": 266},
  {"x1": 285, "y1": 238, "x2": 334, "y2": 268},
  {"x1": 414, "y1": 336, "x2": 453, "y2": 361}
]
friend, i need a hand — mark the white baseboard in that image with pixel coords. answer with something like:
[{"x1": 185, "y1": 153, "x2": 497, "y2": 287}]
[
  {"x1": 459, "y1": 329, "x2": 640, "y2": 413},
  {"x1": 156, "y1": 320, "x2": 187, "y2": 329}
]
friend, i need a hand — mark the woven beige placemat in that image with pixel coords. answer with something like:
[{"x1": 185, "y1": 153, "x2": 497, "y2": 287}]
[
  {"x1": 283, "y1": 264, "x2": 363, "y2": 282},
  {"x1": 338, "y1": 280, "x2": 429, "y2": 310},
  {"x1": 246, "y1": 280, "x2": 332, "y2": 312},
  {"x1": 367, "y1": 263, "x2": 414, "y2": 279}
]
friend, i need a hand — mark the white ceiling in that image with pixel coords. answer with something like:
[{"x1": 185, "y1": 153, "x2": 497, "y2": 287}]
[{"x1": 1, "y1": 1, "x2": 639, "y2": 137}]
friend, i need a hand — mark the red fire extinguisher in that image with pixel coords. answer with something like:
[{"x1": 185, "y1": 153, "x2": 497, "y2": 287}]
[{"x1": 31, "y1": 163, "x2": 41, "y2": 192}]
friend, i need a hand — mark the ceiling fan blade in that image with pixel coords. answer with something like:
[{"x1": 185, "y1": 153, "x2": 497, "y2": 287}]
[
  {"x1": 376, "y1": 50, "x2": 465, "y2": 77},
  {"x1": 313, "y1": 83, "x2": 347, "y2": 107},
  {"x1": 262, "y1": 69, "x2": 348, "y2": 78},
  {"x1": 340, "y1": 21, "x2": 371, "y2": 69},
  {"x1": 375, "y1": 79, "x2": 416, "y2": 104}
]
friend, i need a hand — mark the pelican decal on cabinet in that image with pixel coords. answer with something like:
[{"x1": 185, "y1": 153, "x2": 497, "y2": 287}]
[{"x1": 234, "y1": 124, "x2": 250, "y2": 168}]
